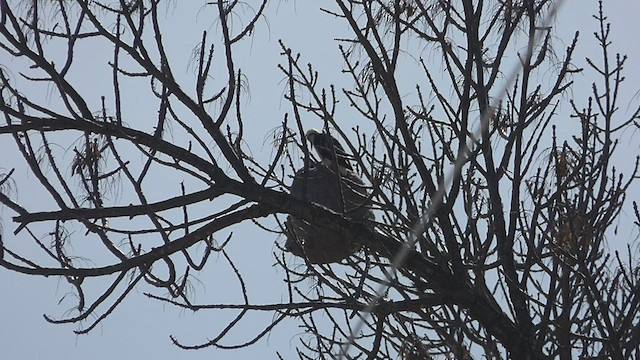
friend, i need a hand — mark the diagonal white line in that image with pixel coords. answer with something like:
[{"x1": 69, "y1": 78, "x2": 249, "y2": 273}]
[{"x1": 338, "y1": 1, "x2": 567, "y2": 358}]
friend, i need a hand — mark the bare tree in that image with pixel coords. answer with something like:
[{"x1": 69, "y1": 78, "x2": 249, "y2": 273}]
[{"x1": 1, "y1": 1, "x2": 639, "y2": 359}]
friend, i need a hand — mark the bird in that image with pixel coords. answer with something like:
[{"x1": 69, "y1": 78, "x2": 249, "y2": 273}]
[{"x1": 305, "y1": 128, "x2": 353, "y2": 174}]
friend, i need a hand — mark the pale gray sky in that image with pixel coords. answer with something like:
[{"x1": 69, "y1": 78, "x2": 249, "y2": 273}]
[{"x1": 1, "y1": 1, "x2": 639, "y2": 359}]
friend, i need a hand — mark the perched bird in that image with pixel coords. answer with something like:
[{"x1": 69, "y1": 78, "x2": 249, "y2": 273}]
[
  {"x1": 285, "y1": 129, "x2": 372, "y2": 264},
  {"x1": 305, "y1": 128, "x2": 353, "y2": 174}
]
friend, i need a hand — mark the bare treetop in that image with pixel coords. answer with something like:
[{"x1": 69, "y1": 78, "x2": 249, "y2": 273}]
[{"x1": 1, "y1": 1, "x2": 639, "y2": 359}]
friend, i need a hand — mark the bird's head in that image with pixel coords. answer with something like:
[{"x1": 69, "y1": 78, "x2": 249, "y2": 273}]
[{"x1": 305, "y1": 128, "x2": 322, "y2": 144}]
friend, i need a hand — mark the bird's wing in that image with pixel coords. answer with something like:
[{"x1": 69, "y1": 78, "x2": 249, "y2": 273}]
[{"x1": 323, "y1": 135, "x2": 353, "y2": 170}]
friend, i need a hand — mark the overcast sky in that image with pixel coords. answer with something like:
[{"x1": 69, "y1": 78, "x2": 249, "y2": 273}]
[{"x1": 1, "y1": 1, "x2": 639, "y2": 359}]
